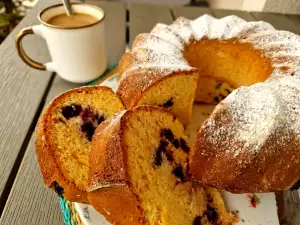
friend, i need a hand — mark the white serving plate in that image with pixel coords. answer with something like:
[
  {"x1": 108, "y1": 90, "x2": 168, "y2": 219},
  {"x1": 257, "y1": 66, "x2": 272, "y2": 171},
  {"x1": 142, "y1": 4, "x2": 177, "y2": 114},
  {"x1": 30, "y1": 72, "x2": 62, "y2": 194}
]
[{"x1": 75, "y1": 74, "x2": 279, "y2": 225}]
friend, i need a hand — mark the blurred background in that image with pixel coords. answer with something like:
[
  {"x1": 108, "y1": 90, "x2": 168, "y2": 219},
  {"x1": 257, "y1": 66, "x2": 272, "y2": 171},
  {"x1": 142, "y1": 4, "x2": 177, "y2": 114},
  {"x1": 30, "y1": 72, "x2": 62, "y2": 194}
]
[{"x1": 1, "y1": 0, "x2": 299, "y2": 44}]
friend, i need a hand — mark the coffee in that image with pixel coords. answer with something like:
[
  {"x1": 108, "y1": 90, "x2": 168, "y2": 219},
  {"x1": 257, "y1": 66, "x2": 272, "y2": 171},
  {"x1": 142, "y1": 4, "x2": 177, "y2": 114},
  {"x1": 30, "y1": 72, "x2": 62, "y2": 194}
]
[{"x1": 47, "y1": 13, "x2": 99, "y2": 28}]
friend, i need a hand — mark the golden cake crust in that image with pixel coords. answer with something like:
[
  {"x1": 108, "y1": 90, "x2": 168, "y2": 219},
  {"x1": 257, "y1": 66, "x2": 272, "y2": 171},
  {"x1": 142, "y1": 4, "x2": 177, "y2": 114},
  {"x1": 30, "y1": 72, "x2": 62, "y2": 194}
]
[
  {"x1": 88, "y1": 110, "x2": 146, "y2": 224},
  {"x1": 88, "y1": 187, "x2": 146, "y2": 225},
  {"x1": 88, "y1": 112, "x2": 128, "y2": 188}
]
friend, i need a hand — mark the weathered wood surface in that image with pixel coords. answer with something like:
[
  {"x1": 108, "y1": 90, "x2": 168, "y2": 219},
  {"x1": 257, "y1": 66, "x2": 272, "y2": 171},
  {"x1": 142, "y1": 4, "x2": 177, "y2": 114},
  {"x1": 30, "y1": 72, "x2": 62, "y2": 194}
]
[
  {"x1": 128, "y1": 3, "x2": 173, "y2": 46},
  {"x1": 286, "y1": 14, "x2": 300, "y2": 29},
  {"x1": 0, "y1": 1, "x2": 126, "y2": 225},
  {"x1": 0, "y1": 0, "x2": 57, "y2": 215},
  {"x1": 251, "y1": 12, "x2": 300, "y2": 33}
]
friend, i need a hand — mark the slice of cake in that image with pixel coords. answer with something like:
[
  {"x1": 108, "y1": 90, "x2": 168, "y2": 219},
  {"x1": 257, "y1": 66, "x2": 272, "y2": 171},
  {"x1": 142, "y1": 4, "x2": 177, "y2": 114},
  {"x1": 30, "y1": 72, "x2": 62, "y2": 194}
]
[
  {"x1": 88, "y1": 106, "x2": 236, "y2": 224},
  {"x1": 36, "y1": 86, "x2": 125, "y2": 203},
  {"x1": 117, "y1": 35, "x2": 199, "y2": 126}
]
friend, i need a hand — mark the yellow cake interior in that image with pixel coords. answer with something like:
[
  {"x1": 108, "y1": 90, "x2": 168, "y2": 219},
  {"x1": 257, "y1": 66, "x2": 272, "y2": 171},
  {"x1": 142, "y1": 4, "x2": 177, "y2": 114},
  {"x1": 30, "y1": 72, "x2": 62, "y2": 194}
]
[
  {"x1": 122, "y1": 108, "x2": 235, "y2": 225},
  {"x1": 184, "y1": 38, "x2": 273, "y2": 103},
  {"x1": 51, "y1": 90, "x2": 124, "y2": 191}
]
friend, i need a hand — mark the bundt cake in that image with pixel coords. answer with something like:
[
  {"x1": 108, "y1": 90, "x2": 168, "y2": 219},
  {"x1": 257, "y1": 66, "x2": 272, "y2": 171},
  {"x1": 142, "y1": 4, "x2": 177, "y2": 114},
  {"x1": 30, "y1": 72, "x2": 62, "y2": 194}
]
[
  {"x1": 119, "y1": 14, "x2": 300, "y2": 192},
  {"x1": 88, "y1": 106, "x2": 236, "y2": 225},
  {"x1": 36, "y1": 86, "x2": 125, "y2": 202}
]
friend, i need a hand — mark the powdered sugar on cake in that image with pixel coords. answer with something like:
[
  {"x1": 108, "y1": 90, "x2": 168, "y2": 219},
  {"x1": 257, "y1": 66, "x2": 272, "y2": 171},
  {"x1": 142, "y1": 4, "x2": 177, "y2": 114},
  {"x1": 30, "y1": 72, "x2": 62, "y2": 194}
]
[
  {"x1": 125, "y1": 14, "x2": 300, "y2": 156},
  {"x1": 202, "y1": 75, "x2": 300, "y2": 159}
]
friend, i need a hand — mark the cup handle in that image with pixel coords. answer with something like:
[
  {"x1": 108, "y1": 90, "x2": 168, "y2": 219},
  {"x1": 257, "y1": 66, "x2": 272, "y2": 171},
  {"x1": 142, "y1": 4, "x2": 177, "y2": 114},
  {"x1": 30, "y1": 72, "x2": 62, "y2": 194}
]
[{"x1": 16, "y1": 25, "x2": 46, "y2": 70}]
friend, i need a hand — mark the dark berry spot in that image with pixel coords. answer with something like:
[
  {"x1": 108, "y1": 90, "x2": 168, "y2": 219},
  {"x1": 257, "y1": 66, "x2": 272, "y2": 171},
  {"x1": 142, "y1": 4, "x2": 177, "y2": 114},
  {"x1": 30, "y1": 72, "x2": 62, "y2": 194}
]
[
  {"x1": 290, "y1": 180, "x2": 300, "y2": 191},
  {"x1": 53, "y1": 181, "x2": 64, "y2": 197},
  {"x1": 62, "y1": 104, "x2": 82, "y2": 119},
  {"x1": 214, "y1": 97, "x2": 219, "y2": 102},
  {"x1": 172, "y1": 139, "x2": 180, "y2": 149},
  {"x1": 204, "y1": 205, "x2": 218, "y2": 224},
  {"x1": 97, "y1": 115, "x2": 105, "y2": 124},
  {"x1": 193, "y1": 216, "x2": 202, "y2": 225},
  {"x1": 81, "y1": 122, "x2": 96, "y2": 141},
  {"x1": 164, "y1": 150, "x2": 174, "y2": 162},
  {"x1": 81, "y1": 107, "x2": 97, "y2": 122},
  {"x1": 215, "y1": 82, "x2": 222, "y2": 89},
  {"x1": 160, "y1": 128, "x2": 174, "y2": 141},
  {"x1": 161, "y1": 98, "x2": 174, "y2": 108},
  {"x1": 153, "y1": 140, "x2": 168, "y2": 167},
  {"x1": 179, "y1": 138, "x2": 190, "y2": 153},
  {"x1": 159, "y1": 140, "x2": 168, "y2": 150},
  {"x1": 186, "y1": 163, "x2": 192, "y2": 177},
  {"x1": 225, "y1": 89, "x2": 231, "y2": 94},
  {"x1": 172, "y1": 165, "x2": 185, "y2": 182},
  {"x1": 219, "y1": 94, "x2": 226, "y2": 100},
  {"x1": 207, "y1": 194, "x2": 213, "y2": 203},
  {"x1": 153, "y1": 147, "x2": 163, "y2": 167}
]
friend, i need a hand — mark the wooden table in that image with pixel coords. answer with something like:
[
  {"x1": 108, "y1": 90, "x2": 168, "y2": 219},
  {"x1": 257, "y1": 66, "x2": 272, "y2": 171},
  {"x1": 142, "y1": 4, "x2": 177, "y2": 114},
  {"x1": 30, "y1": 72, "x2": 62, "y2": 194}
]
[{"x1": 0, "y1": 1, "x2": 300, "y2": 224}]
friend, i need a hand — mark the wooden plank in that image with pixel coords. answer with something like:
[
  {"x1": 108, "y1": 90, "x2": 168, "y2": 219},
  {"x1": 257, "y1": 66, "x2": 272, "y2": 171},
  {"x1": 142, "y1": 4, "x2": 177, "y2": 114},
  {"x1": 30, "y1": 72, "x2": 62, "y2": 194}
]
[
  {"x1": 276, "y1": 190, "x2": 300, "y2": 225},
  {"x1": 0, "y1": 1, "x2": 126, "y2": 224},
  {"x1": 251, "y1": 12, "x2": 300, "y2": 34},
  {"x1": 0, "y1": 139, "x2": 64, "y2": 225},
  {"x1": 0, "y1": 0, "x2": 59, "y2": 210},
  {"x1": 128, "y1": 3, "x2": 173, "y2": 46},
  {"x1": 287, "y1": 14, "x2": 300, "y2": 28},
  {"x1": 171, "y1": 6, "x2": 211, "y2": 20},
  {"x1": 211, "y1": 9, "x2": 256, "y2": 21}
]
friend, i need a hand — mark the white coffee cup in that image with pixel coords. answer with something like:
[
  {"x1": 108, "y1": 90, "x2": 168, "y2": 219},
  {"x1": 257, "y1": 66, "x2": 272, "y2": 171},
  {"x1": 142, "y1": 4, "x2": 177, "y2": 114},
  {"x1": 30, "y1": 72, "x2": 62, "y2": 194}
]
[{"x1": 16, "y1": 3, "x2": 107, "y2": 83}]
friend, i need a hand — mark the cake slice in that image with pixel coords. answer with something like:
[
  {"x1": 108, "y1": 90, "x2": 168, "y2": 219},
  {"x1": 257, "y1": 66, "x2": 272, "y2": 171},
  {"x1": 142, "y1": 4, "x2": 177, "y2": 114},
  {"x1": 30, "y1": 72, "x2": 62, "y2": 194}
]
[
  {"x1": 88, "y1": 106, "x2": 236, "y2": 225},
  {"x1": 36, "y1": 86, "x2": 125, "y2": 203},
  {"x1": 117, "y1": 34, "x2": 199, "y2": 126}
]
